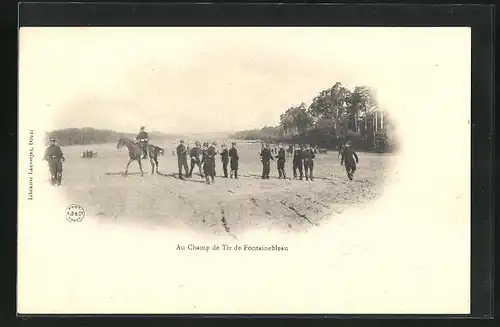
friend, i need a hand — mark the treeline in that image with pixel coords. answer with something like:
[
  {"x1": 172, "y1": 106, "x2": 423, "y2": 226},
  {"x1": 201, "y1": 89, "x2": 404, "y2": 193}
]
[
  {"x1": 46, "y1": 127, "x2": 178, "y2": 146},
  {"x1": 230, "y1": 82, "x2": 397, "y2": 153}
]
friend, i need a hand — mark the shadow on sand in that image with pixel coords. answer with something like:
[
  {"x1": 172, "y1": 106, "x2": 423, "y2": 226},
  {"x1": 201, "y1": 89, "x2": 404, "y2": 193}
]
[
  {"x1": 105, "y1": 172, "x2": 144, "y2": 176},
  {"x1": 156, "y1": 172, "x2": 207, "y2": 184}
]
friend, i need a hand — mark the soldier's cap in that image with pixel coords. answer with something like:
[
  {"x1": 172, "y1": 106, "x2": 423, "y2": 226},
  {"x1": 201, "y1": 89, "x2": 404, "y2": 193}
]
[
  {"x1": 231, "y1": 142, "x2": 236, "y2": 145},
  {"x1": 140, "y1": 126, "x2": 145, "y2": 129},
  {"x1": 212, "y1": 141, "x2": 217, "y2": 145},
  {"x1": 49, "y1": 137, "x2": 56, "y2": 141},
  {"x1": 180, "y1": 140, "x2": 184, "y2": 143},
  {"x1": 195, "y1": 140, "x2": 201, "y2": 145}
]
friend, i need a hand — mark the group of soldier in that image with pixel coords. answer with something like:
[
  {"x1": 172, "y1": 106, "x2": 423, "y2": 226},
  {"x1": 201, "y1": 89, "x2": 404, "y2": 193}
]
[
  {"x1": 136, "y1": 126, "x2": 360, "y2": 184},
  {"x1": 43, "y1": 126, "x2": 360, "y2": 187},
  {"x1": 171, "y1": 139, "x2": 359, "y2": 185},
  {"x1": 175, "y1": 140, "x2": 239, "y2": 185}
]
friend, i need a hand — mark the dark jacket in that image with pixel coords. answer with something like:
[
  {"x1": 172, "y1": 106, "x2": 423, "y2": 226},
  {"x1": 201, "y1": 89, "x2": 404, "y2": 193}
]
[
  {"x1": 202, "y1": 146, "x2": 216, "y2": 163},
  {"x1": 260, "y1": 148, "x2": 274, "y2": 162},
  {"x1": 44, "y1": 145, "x2": 64, "y2": 161},
  {"x1": 293, "y1": 148, "x2": 303, "y2": 162},
  {"x1": 341, "y1": 145, "x2": 359, "y2": 164},
  {"x1": 229, "y1": 147, "x2": 239, "y2": 162},
  {"x1": 302, "y1": 149, "x2": 316, "y2": 161},
  {"x1": 220, "y1": 149, "x2": 229, "y2": 163},
  {"x1": 276, "y1": 148, "x2": 286, "y2": 160},
  {"x1": 190, "y1": 147, "x2": 201, "y2": 160},
  {"x1": 136, "y1": 131, "x2": 149, "y2": 141},
  {"x1": 176, "y1": 144, "x2": 187, "y2": 158}
]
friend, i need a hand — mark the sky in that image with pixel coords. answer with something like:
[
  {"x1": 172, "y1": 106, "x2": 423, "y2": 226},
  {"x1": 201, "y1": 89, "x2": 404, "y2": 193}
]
[{"x1": 19, "y1": 27, "x2": 470, "y2": 134}]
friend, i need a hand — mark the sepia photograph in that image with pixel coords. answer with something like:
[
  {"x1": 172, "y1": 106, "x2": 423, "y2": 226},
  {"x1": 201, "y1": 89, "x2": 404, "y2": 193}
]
[{"x1": 18, "y1": 27, "x2": 471, "y2": 314}]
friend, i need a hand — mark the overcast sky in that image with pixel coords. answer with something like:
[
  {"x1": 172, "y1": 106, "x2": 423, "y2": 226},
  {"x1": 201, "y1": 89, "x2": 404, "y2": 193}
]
[{"x1": 19, "y1": 27, "x2": 470, "y2": 134}]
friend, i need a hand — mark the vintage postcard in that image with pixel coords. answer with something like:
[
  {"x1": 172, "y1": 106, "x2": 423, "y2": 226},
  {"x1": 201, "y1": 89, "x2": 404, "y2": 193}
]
[{"x1": 18, "y1": 27, "x2": 471, "y2": 314}]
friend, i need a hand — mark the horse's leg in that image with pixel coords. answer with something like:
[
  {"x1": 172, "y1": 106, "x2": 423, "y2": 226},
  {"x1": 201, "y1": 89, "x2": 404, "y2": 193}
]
[
  {"x1": 124, "y1": 159, "x2": 134, "y2": 175},
  {"x1": 154, "y1": 157, "x2": 159, "y2": 174},
  {"x1": 138, "y1": 159, "x2": 144, "y2": 176},
  {"x1": 150, "y1": 156, "x2": 155, "y2": 175}
]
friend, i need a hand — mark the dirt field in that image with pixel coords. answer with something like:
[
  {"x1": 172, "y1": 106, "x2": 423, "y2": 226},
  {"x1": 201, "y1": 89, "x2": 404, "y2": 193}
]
[{"x1": 57, "y1": 139, "x2": 394, "y2": 237}]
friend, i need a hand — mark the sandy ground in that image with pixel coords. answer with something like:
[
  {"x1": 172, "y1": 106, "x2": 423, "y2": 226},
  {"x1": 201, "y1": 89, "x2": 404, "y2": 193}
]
[
  {"x1": 18, "y1": 140, "x2": 471, "y2": 314},
  {"x1": 58, "y1": 141, "x2": 392, "y2": 237}
]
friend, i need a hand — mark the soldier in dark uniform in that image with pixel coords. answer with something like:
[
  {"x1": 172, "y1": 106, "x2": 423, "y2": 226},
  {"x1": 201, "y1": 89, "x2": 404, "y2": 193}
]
[
  {"x1": 135, "y1": 126, "x2": 149, "y2": 159},
  {"x1": 201, "y1": 142, "x2": 216, "y2": 184},
  {"x1": 220, "y1": 144, "x2": 229, "y2": 178},
  {"x1": 292, "y1": 144, "x2": 304, "y2": 180},
  {"x1": 211, "y1": 141, "x2": 218, "y2": 176},
  {"x1": 275, "y1": 144, "x2": 287, "y2": 179},
  {"x1": 302, "y1": 144, "x2": 316, "y2": 181},
  {"x1": 188, "y1": 140, "x2": 203, "y2": 178},
  {"x1": 44, "y1": 137, "x2": 65, "y2": 186},
  {"x1": 228, "y1": 142, "x2": 239, "y2": 179},
  {"x1": 176, "y1": 140, "x2": 189, "y2": 179},
  {"x1": 340, "y1": 140, "x2": 359, "y2": 180},
  {"x1": 260, "y1": 143, "x2": 274, "y2": 179}
]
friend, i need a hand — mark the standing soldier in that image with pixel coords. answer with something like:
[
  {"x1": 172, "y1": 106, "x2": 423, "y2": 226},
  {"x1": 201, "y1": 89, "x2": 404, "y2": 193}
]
[
  {"x1": 340, "y1": 140, "x2": 359, "y2": 180},
  {"x1": 211, "y1": 141, "x2": 218, "y2": 176},
  {"x1": 229, "y1": 141, "x2": 239, "y2": 179},
  {"x1": 201, "y1": 142, "x2": 216, "y2": 184},
  {"x1": 260, "y1": 143, "x2": 274, "y2": 179},
  {"x1": 176, "y1": 140, "x2": 189, "y2": 180},
  {"x1": 220, "y1": 144, "x2": 229, "y2": 178},
  {"x1": 188, "y1": 140, "x2": 203, "y2": 178},
  {"x1": 292, "y1": 144, "x2": 304, "y2": 180},
  {"x1": 275, "y1": 143, "x2": 287, "y2": 179},
  {"x1": 303, "y1": 144, "x2": 316, "y2": 181},
  {"x1": 135, "y1": 126, "x2": 149, "y2": 159},
  {"x1": 44, "y1": 137, "x2": 65, "y2": 186}
]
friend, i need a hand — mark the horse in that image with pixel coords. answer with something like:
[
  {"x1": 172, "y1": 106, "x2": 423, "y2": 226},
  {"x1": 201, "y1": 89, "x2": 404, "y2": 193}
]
[{"x1": 116, "y1": 137, "x2": 164, "y2": 175}]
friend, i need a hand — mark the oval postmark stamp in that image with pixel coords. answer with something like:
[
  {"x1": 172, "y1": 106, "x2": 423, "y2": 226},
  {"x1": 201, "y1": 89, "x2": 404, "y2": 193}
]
[{"x1": 65, "y1": 204, "x2": 85, "y2": 222}]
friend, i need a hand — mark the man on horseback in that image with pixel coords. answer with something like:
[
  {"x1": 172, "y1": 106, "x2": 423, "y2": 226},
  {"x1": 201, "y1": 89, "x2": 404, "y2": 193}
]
[
  {"x1": 135, "y1": 126, "x2": 149, "y2": 159},
  {"x1": 340, "y1": 140, "x2": 359, "y2": 180},
  {"x1": 44, "y1": 137, "x2": 65, "y2": 186}
]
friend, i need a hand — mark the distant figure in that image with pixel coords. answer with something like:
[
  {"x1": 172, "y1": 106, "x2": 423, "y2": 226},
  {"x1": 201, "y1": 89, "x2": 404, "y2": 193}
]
[
  {"x1": 201, "y1": 142, "x2": 216, "y2": 184},
  {"x1": 340, "y1": 140, "x2": 359, "y2": 180},
  {"x1": 176, "y1": 140, "x2": 189, "y2": 180},
  {"x1": 275, "y1": 144, "x2": 287, "y2": 179},
  {"x1": 229, "y1": 142, "x2": 239, "y2": 179},
  {"x1": 260, "y1": 143, "x2": 274, "y2": 179},
  {"x1": 220, "y1": 144, "x2": 229, "y2": 178},
  {"x1": 172, "y1": 150, "x2": 175, "y2": 156},
  {"x1": 287, "y1": 145, "x2": 294, "y2": 157},
  {"x1": 135, "y1": 126, "x2": 149, "y2": 159},
  {"x1": 302, "y1": 144, "x2": 316, "y2": 181},
  {"x1": 188, "y1": 140, "x2": 203, "y2": 178},
  {"x1": 292, "y1": 144, "x2": 304, "y2": 180},
  {"x1": 44, "y1": 137, "x2": 65, "y2": 186}
]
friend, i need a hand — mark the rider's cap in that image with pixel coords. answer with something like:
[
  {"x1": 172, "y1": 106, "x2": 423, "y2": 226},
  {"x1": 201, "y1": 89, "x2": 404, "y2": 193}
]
[{"x1": 180, "y1": 140, "x2": 184, "y2": 143}]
